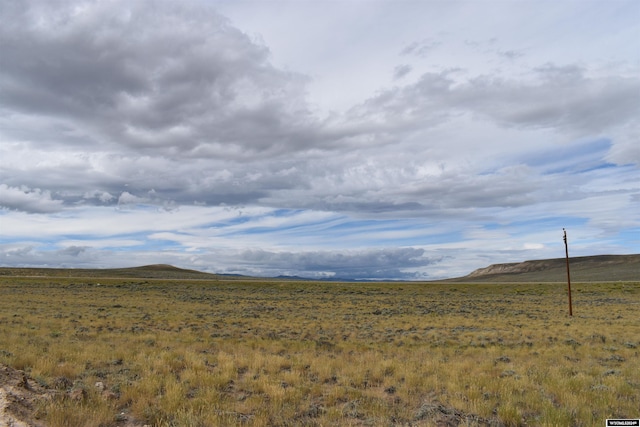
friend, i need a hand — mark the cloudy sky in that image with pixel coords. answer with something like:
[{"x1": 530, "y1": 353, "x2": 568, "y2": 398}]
[{"x1": 1, "y1": 0, "x2": 638, "y2": 280}]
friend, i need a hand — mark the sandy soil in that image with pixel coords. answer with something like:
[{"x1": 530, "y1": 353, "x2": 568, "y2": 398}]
[{"x1": 0, "y1": 365, "x2": 54, "y2": 427}]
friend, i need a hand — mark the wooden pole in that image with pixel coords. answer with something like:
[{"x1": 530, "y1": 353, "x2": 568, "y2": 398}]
[{"x1": 563, "y1": 228, "x2": 573, "y2": 316}]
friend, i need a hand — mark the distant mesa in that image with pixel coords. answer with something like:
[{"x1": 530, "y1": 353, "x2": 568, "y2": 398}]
[{"x1": 455, "y1": 254, "x2": 640, "y2": 282}]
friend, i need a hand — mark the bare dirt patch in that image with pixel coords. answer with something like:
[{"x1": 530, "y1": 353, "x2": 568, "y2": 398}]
[{"x1": 0, "y1": 364, "x2": 55, "y2": 427}]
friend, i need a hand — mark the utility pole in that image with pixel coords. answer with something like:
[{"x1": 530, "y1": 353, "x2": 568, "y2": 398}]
[{"x1": 563, "y1": 228, "x2": 573, "y2": 316}]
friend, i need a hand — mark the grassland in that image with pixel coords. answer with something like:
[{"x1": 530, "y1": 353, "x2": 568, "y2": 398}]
[{"x1": 0, "y1": 276, "x2": 638, "y2": 426}]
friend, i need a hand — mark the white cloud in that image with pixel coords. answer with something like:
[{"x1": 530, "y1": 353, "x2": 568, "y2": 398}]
[
  {"x1": 524, "y1": 243, "x2": 545, "y2": 250},
  {"x1": 0, "y1": 184, "x2": 64, "y2": 213},
  {"x1": 0, "y1": 0, "x2": 638, "y2": 278}
]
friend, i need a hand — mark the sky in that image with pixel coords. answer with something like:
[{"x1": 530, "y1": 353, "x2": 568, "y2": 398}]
[{"x1": 0, "y1": 0, "x2": 639, "y2": 280}]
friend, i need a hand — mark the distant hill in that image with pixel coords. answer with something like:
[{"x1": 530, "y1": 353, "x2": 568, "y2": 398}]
[
  {"x1": 2, "y1": 255, "x2": 639, "y2": 282},
  {"x1": 0, "y1": 264, "x2": 227, "y2": 280},
  {"x1": 453, "y1": 254, "x2": 640, "y2": 282}
]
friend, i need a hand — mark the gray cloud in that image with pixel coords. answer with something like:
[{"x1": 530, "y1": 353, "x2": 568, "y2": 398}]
[
  {"x1": 59, "y1": 246, "x2": 88, "y2": 257},
  {"x1": 351, "y1": 67, "x2": 640, "y2": 138},
  {"x1": 467, "y1": 67, "x2": 640, "y2": 135},
  {"x1": 400, "y1": 38, "x2": 442, "y2": 57},
  {"x1": 0, "y1": 0, "x2": 637, "y2": 278},
  {"x1": 0, "y1": 243, "x2": 441, "y2": 280},
  {"x1": 0, "y1": 0, "x2": 325, "y2": 212},
  {"x1": 0, "y1": 184, "x2": 65, "y2": 213},
  {"x1": 2, "y1": 1, "x2": 638, "y2": 217},
  {"x1": 0, "y1": 0, "x2": 318, "y2": 160},
  {"x1": 393, "y1": 64, "x2": 413, "y2": 80},
  {"x1": 497, "y1": 49, "x2": 525, "y2": 60},
  {"x1": 229, "y1": 247, "x2": 438, "y2": 280},
  {"x1": 0, "y1": 244, "x2": 95, "y2": 268}
]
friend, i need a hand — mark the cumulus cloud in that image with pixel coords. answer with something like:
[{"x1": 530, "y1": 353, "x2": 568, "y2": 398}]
[
  {"x1": 0, "y1": 0, "x2": 638, "y2": 278},
  {"x1": 1, "y1": 0, "x2": 637, "y2": 217},
  {"x1": 0, "y1": 244, "x2": 103, "y2": 269},
  {"x1": 58, "y1": 246, "x2": 88, "y2": 257},
  {"x1": 226, "y1": 247, "x2": 438, "y2": 280},
  {"x1": 116, "y1": 191, "x2": 147, "y2": 208},
  {"x1": 0, "y1": 184, "x2": 64, "y2": 213},
  {"x1": 349, "y1": 66, "x2": 640, "y2": 146},
  {"x1": 0, "y1": 0, "x2": 317, "y2": 160},
  {"x1": 83, "y1": 190, "x2": 115, "y2": 204}
]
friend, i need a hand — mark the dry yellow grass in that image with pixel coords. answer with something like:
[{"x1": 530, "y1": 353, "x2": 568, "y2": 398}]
[{"x1": 0, "y1": 277, "x2": 638, "y2": 426}]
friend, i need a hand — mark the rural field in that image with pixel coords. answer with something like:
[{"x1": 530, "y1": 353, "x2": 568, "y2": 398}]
[{"x1": 0, "y1": 274, "x2": 638, "y2": 426}]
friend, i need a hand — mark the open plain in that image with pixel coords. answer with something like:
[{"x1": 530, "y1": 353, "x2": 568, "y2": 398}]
[{"x1": 0, "y1": 274, "x2": 638, "y2": 426}]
